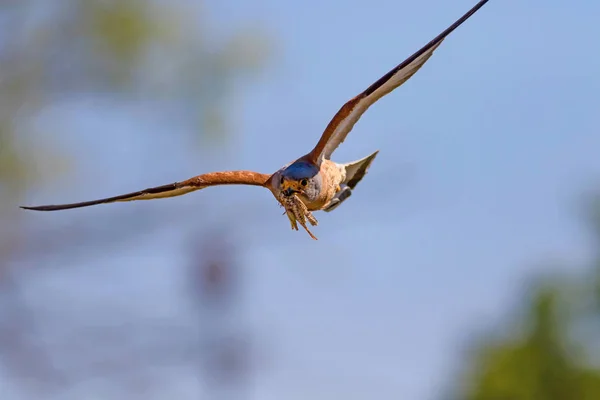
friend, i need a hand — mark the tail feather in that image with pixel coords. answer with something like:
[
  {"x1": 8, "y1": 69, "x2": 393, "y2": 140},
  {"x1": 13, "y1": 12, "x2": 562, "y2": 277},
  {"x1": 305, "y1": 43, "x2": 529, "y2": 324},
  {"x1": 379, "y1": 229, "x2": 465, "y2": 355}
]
[
  {"x1": 342, "y1": 150, "x2": 379, "y2": 188},
  {"x1": 323, "y1": 150, "x2": 379, "y2": 213}
]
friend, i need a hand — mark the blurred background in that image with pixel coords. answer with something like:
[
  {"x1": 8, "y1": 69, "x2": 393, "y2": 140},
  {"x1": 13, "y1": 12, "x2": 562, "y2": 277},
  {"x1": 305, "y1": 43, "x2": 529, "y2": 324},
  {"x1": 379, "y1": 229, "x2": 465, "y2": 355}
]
[{"x1": 1, "y1": 0, "x2": 599, "y2": 399}]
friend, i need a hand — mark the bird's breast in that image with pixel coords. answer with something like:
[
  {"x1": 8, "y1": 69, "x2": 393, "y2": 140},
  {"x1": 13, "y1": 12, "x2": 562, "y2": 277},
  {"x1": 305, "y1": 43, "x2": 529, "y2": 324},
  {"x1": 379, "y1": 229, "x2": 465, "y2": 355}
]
[{"x1": 301, "y1": 160, "x2": 344, "y2": 211}]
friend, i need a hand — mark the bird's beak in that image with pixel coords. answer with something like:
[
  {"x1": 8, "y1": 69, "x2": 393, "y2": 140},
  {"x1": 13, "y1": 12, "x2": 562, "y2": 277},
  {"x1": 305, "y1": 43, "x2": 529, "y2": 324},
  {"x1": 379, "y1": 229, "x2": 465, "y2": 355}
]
[
  {"x1": 281, "y1": 181, "x2": 300, "y2": 197},
  {"x1": 281, "y1": 179, "x2": 304, "y2": 197}
]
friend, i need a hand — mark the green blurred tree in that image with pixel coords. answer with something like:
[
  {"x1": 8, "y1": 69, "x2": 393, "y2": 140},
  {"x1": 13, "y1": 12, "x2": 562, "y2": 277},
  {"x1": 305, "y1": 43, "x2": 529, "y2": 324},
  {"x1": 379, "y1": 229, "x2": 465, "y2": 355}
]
[
  {"x1": 449, "y1": 199, "x2": 600, "y2": 400},
  {"x1": 0, "y1": 0, "x2": 271, "y2": 395},
  {"x1": 0, "y1": 0, "x2": 270, "y2": 205}
]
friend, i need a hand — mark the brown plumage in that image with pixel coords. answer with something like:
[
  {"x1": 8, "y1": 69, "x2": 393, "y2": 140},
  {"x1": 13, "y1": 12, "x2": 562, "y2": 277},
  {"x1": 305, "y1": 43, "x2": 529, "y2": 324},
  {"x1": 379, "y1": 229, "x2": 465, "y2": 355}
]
[
  {"x1": 21, "y1": 0, "x2": 492, "y2": 240},
  {"x1": 20, "y1": 171, "x2": 270, "y2": 211}
]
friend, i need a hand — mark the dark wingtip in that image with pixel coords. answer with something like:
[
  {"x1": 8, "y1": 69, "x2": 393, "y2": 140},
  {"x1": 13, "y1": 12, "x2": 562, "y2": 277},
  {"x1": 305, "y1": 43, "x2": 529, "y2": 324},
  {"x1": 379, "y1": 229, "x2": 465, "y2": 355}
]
[
  {"x1": 20, "y1": 205, "x2": 58, "y2": 211},
  {"x1": 19, "y1": 203, "x2": 91, "y2": 211}
]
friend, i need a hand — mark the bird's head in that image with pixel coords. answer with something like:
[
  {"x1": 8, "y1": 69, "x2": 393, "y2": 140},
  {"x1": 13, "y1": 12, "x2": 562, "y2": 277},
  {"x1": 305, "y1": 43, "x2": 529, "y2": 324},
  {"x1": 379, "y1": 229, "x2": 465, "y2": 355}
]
[{"x1": 278, "y1": 160, "x2": 322, "y2": 202}]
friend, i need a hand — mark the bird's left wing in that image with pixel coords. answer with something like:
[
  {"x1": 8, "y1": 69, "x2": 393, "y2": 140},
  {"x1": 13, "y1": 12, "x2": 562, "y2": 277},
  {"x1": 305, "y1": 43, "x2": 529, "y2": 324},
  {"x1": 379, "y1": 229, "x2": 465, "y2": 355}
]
[
  {"x1": 307, "y1": 0, "x2": 490, "y2": 164},
  {"x1": 20, "y1": 170, "x2": 271, "y2": 211}
]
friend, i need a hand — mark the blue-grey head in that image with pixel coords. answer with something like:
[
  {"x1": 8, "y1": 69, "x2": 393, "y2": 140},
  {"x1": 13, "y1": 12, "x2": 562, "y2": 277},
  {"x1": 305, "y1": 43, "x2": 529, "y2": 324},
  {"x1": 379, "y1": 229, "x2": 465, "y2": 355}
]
[{"x1": 279, "y1": 160, "x2": 322, "y2": 202}]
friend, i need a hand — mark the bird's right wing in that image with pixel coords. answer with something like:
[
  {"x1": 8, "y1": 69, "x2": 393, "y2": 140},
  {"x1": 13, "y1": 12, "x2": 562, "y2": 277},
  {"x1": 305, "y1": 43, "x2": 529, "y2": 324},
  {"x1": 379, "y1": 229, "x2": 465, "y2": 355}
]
[
  {"x1": 306, "y1": 0, "x2": 490, "y2": 165},
  {"x1": 20, "y1": 171, "x2": 271, "y2": 211}
]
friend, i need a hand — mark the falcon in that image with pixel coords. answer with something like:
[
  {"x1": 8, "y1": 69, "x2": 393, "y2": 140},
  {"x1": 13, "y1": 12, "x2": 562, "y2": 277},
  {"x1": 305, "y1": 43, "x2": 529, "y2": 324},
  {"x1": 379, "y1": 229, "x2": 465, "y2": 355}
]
[{"x1": 21, "y1": 0, "x2": 491, "y2": 240}]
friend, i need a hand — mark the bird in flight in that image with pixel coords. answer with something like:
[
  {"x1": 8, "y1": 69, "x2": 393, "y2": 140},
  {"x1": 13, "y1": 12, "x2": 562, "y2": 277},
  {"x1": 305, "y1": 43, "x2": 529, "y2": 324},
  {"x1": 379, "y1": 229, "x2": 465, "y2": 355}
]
[{"x1": 21, "y1": 0, "x2": 491, "y2": 240}]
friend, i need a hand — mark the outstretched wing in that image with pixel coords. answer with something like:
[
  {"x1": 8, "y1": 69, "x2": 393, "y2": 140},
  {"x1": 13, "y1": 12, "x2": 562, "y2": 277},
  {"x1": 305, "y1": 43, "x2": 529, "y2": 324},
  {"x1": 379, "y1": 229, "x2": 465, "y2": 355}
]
[
  {"x1": 307, "y1": 0, "x2": 490, "y2": 164},
  {"x1": 20, "y1": 170, "x2": 271, "y2": 211}
]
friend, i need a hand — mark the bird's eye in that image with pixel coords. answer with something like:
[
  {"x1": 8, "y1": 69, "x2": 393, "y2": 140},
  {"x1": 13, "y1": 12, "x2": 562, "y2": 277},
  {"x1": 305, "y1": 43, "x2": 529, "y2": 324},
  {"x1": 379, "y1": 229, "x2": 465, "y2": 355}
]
[
  {"x1": 280, "y1": 176, "x2": 285, "y2": 185},
  {"x1": 300, "y1": 179, "x2": 308, "y2": 186}
]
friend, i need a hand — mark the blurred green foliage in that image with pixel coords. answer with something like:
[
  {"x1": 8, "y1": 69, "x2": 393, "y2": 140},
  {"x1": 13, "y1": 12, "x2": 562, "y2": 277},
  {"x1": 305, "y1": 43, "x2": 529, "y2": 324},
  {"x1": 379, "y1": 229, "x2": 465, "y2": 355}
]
[
  {"x1": 452, "y1": 209, "x2": 600, "y2": 400},
  {"x1": 0, "y1": 0, "x2": 271, "y2": 205},
  {"x1": 84, "y1": 0, "x2": 158, "y2": 64},
  {"x1": 0, "y1": 1, "x2": 271, "y2": 391}
]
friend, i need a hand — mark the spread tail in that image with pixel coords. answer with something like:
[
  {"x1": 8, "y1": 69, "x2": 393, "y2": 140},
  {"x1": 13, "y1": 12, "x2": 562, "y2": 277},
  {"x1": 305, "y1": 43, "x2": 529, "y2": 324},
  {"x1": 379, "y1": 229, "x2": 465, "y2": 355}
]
[
  {"x1": 341, "y1": 150, "x2": 379, "y2": 189},
  {"x1": 323, "y1": 150, "x2": 378, "y2": 212}
]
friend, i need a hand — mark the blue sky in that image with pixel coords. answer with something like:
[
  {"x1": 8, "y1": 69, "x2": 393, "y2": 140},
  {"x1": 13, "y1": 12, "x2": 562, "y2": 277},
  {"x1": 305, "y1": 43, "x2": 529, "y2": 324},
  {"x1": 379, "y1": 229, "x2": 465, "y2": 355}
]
[{"x1": 9, "y1": 0, "x2": 600, "y2": 399}]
